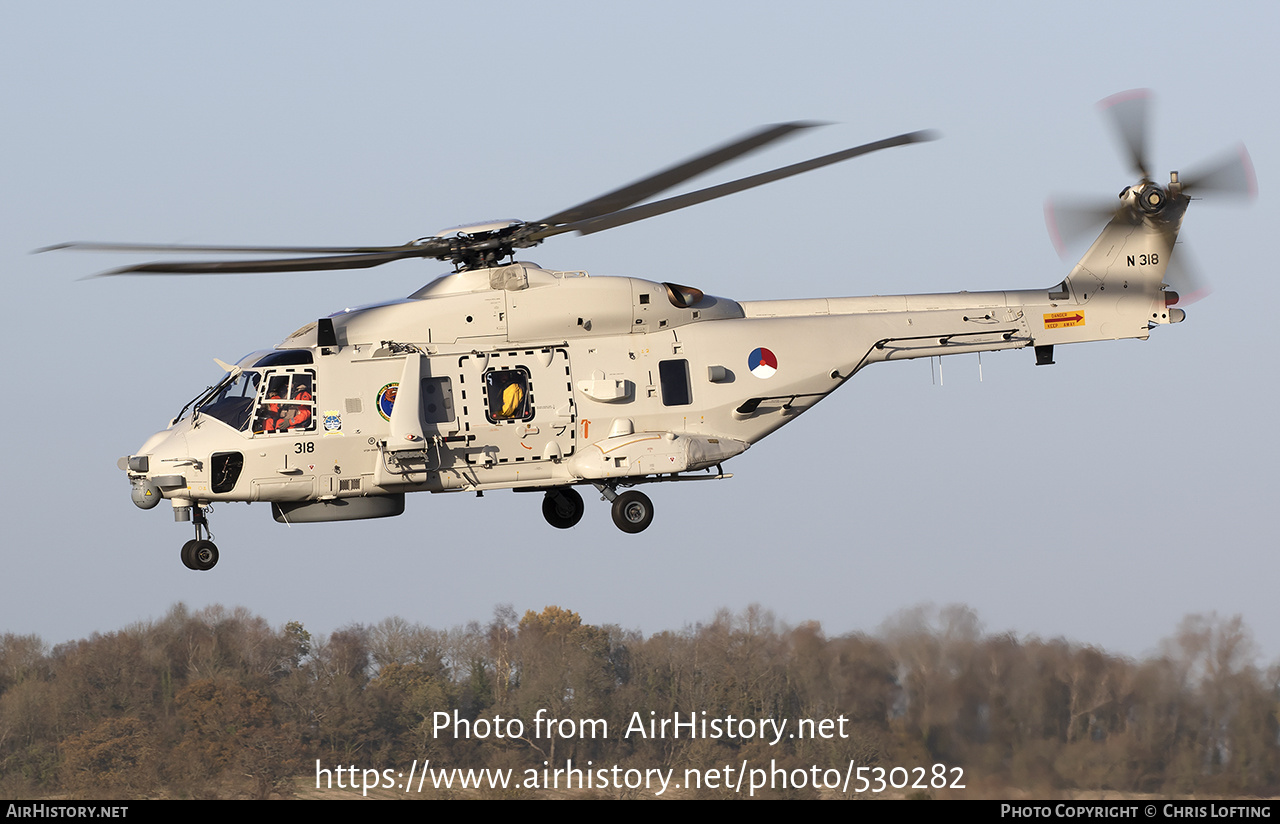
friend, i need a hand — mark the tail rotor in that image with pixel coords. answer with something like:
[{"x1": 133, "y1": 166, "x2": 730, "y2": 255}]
[{"x1": 1044, "y1": 90, "x2": 1256, "y2": 306}]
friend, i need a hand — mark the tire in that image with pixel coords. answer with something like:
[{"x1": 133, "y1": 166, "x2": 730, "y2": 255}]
[
  {"x1": 542, "y1": 487, "x2": 585, "y2": 529},
  {"x1": 190, "y1": 540, "x2": 219, "y2": 571},
  {"x1": 180, "y1": 539, "x2": 200, "y2": 570},
  {"x1": 610, "y1": 490, "x2": 654, "y2": 534}
]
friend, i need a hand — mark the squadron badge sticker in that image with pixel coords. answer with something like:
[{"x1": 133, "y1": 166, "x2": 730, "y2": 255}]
[
  {"x1": 748, "y1": 347, "x2": 778, "y2": 379},
  {"x1": 376, "y1": 383, "x2": 399, "y2": 421},
  {"x1": 323, "y1": 411, "x2": 342, "y2": 433}
]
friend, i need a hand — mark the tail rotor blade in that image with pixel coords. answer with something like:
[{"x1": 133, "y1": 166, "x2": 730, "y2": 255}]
[
  {"x1": 1164, "y1": 242, "x2": 1212, "y2": 306},
  {"x1": 1044, "y1": 197, "x2": 1116, "y2": 258},
  {"x1": 1099, "y1": 89, "x2": 1153, "y2": 181},
  {"x1": 1181, "y1": 144, "x2": 1257, "y2": 199},
  {"x1": 1095, "y1": 88, "x2": 1157, "y2": 180}
]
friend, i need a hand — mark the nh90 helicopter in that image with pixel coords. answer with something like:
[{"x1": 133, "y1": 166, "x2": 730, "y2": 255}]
[{"x1": 47, "y1": 91, "x2": 1253, "y2": 570}]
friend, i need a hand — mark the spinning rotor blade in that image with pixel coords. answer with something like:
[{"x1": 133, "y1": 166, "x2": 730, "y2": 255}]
[
  {"x1": 48, "y1": 122, "x2": 938, "y2": 275},
  {"x1": 538, "y1": 121, "x2": 821, "y2": 226},
  {"x1": 1099, "y1": 89, "x2": 1153, "y2": 180},
  {"x1": 1181, "y1": 144, "x2": 1257, "y2": 199},
  {"x1": 555, "y1": 130, "x2": 939, "y2": 237},
  {"x1": 93, "y1": 249, "x2": 439, "y2": 277},
  {"x1": 1043, "y1": 197, "x2": 1117, "y2": 258},
  {"x1": 1163, "y1": 242, "x2": 1212, "y2": 306},
  {"x1": 39, "y1": 241, "x2": 416, "y2": 255}
]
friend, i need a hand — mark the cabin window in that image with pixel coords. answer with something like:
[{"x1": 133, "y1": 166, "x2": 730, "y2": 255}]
[
  {"x1": 485, "y1": 368, "x2": 532, "y2": 423},
  {"x1": 253, "y1": 369, "x2": 317, "y2": 434},
  {"x1": 659, "y1": 359, "x2": 692, "y2": 406}
]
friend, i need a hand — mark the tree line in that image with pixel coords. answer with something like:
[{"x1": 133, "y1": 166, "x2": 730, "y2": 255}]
[{"x1": 0, "y1": 603, "x2": 1276, "y2": 798}]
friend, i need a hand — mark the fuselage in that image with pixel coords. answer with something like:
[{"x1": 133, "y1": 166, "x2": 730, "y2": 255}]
[{"x1": 126, "y1": 219, "x2": 1180, "y2": 524}]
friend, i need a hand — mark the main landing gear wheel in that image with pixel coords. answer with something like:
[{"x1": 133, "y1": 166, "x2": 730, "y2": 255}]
[
  {"x1": 542, "y1": 487, "x2": 585, "y2": 529},
  {"x1": 611, "y1": 490, "x2": 654, "y2": 534},
  {"x1": 181, "y1": 539, "x2": 219, "y2": 571}
]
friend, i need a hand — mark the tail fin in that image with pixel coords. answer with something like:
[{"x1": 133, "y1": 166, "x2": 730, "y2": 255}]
[{"x1": 1043, "y1": 183, "x2": 1187, "y2": 345}]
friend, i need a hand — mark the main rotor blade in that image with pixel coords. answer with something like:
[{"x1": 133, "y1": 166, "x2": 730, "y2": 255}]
[
  {"x1": 38, "y1": 241, "x2": 416, "y2": 255},
  {"x1": 1099, "y1": 89, "x2": 1152, "y2": 181},
  {"x1": 91, "y1": 250, "x2": 430, "y2": 277},
  {"x1": 537, "y1": 121, "x2": 822, "y2": 226},
  {"x1": 554, "y1": 130, "x2": 938, "y2": 237},
  {"x1": 1181, "y1": 144, "x2": 1257, "y2": 199}
]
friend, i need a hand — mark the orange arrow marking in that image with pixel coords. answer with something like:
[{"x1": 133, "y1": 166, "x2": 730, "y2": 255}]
[{"x1": 1043, "y1": 311, "x2": 1085, "y2": 329}]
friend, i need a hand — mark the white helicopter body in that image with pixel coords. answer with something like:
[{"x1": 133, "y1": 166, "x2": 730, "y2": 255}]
[{"x1": 49, "y1": 96, "x2": 1248, "y2": 570}]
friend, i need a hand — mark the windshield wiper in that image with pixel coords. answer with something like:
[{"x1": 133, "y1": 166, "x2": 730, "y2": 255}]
[{"x1": 171, "y1": 386, "x2": 213, "y2": 426}]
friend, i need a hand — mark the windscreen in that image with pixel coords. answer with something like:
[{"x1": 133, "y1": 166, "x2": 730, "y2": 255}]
[{"x1": 197, "y1": 370, "x2": 262, "y2": 431}]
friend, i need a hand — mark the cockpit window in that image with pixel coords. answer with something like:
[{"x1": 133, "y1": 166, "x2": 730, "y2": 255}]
[
  {"x1": 253, "y1": 369, "x2": 317, "y2": 435},
  {"x1": 198, "y1": 370, "x2": 262, "y2": 431},
  {"x1": 255, "y1": 350, "x2": 314, "y2": 367}
]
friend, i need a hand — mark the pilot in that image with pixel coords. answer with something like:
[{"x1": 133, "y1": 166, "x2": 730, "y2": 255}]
[
  {"x1": 256, "y1": 391, "x2": 283, "y2": 433},
  {"x1": 287, "y1": 382, "x2": 313, "y2": 430}
]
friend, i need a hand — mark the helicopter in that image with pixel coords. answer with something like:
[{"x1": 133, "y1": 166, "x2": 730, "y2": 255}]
[{"x1": 46, "y1": 91, "x2": 1254, "y2": 571}]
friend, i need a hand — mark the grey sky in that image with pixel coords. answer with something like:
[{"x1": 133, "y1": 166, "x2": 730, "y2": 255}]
[{"x1": 3, "y1": 1, "x2": 1276, "y2": 661}]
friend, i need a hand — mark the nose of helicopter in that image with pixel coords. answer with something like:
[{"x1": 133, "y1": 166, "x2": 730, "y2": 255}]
[{"x1": 119, "y1": 427, "x2": 190, "y2": 511}]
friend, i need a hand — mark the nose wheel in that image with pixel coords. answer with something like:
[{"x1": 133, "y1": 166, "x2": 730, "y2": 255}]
[
  {"x1": 180, "y1": 539, "x2": 219, "y2": 571},
  {"x1": 179, "y1": 506, "x2": 219, "y2": 571}
]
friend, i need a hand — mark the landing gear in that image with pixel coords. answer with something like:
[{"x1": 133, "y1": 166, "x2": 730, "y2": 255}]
[
  {"x1": 542, "y1": 487, "x2": 585, "y2": 529},
  {"x1": 180, "y1": 540, "x2": 199, "y2": 569},
  {"x1": 610, "y1": 490, "x2": 654, "y2": 534},
  {"x1": 181, "y1": 540, "x2": 219, "y2": 571},
  {"x1": 179, "y1": 505, "x2": 219, "y2": 571}
]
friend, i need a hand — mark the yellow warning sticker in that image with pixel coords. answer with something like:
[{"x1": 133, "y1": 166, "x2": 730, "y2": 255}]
[{"x1": 1043, "y1": 311, "x2": 1085, "y2": 329}]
